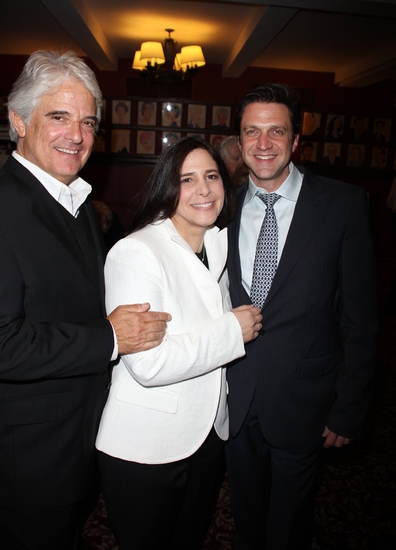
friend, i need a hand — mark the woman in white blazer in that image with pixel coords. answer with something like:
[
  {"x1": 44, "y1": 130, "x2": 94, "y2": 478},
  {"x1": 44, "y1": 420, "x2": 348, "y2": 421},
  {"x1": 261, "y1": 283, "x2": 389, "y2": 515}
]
[{"x1": 96, "y1": 137, "x2": 261, "y2": 549}]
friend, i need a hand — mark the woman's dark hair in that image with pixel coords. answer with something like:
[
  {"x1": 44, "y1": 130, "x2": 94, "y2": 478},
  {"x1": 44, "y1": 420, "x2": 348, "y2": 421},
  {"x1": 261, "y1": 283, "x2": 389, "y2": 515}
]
[
  {"x1": 129, "y1": 136, "x2": 234, "y2": 233},
  {"x1": 234, "y1": 83, "x2": 301, "y2": 137}
]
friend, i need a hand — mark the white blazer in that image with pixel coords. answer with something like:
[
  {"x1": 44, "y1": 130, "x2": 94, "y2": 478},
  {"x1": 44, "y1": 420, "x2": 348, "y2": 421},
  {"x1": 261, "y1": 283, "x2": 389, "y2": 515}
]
[{"x1": 96, "y1": 219, "x2": 245, "y2": 464}]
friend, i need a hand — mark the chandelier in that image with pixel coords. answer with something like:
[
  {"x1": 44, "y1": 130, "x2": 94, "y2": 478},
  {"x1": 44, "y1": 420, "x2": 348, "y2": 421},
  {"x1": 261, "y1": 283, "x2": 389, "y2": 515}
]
[{"x1": 132, "y1": 29, "x2": 206, "y2": 83}]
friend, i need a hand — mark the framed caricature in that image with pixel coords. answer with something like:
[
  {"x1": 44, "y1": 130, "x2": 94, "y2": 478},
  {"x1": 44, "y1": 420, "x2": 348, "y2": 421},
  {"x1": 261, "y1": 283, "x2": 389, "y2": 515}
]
[
  {"x1": 162, "y1": 131, "x2": 180, "y2": 149},
  {"x1": 211, "y1": 106, "x2": 230, "y2": 132},
  {"x1": 161, "y1": 102, "x2": 182, "y2": 128},
  {"x1": 210, "y1": 134, "x2": 227, "y2": 148},
  {"x1": 112, "y1": 100, "x2": 131, "y2": 125},
  {"x1": 111, "y1": 129, "x2": 130, "y2": 154},
  {"x1": 137, "y1": 101, "x2": 157, "y2": 126},
  {"x1": 325, "y1": 114, "x2": 344, "y2": 140},
  {"x1": 299, "y1": 141, "x2": 318, "y2": 163},
  {"x1": 301, "y1": 112, "x2": 321, "y2": 136},
  {"x1": 348, "y1": 116, "x2": 368, "y2": 141},
  {"x1": 372, "y1": 118, "x2": 391, "y2": 142},
  {"x1": 371, "y1": 146, "x2": 388, "y2": 169},
  {"x1": 187, "y1": 104, "x2": 206, "y2": 129},
  {"x1": 347, "y1": 144, "x2": 365, "y2": 168},
  {"x1": 92, "y1": 129, "x2": 106, "y2": 153},
  {"x1": 137, "y1": 130, "x2": 155, "y2": 155},
  {"x1": 322, "y1": 142, "x2": 341, "y2": 167}
]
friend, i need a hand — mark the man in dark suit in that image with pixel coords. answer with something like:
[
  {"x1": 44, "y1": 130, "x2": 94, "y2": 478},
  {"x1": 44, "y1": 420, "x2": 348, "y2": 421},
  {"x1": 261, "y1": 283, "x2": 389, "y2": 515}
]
[
  {"x1": 225, "y1": 84, "x2": 378, "y2": 550},
  {"x1": 0, "y1": 50, "x2": 170, "y2": 550}
]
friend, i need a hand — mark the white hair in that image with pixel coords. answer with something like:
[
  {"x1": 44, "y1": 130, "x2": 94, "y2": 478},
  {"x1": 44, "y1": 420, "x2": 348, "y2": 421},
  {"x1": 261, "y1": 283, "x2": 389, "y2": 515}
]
[{"x1": 7, "y1": 50, "x2": 103, "y2": 142}]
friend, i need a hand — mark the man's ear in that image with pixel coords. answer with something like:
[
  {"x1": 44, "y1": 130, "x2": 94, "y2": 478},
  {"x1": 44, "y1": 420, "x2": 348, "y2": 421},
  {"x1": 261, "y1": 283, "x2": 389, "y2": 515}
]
[
  {"x1": 10, "y1": 111, "x2": 26, "y2": 138},
  {"x1": 292, "y1": 133, "x2": 300, "y2": 153}
]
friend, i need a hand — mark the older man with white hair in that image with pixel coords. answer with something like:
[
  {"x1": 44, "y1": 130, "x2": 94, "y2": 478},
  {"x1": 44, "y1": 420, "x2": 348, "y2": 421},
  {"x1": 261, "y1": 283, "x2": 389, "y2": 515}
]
[{"x1": 0, "y1": 50, "x2": 170, "y2": 550}]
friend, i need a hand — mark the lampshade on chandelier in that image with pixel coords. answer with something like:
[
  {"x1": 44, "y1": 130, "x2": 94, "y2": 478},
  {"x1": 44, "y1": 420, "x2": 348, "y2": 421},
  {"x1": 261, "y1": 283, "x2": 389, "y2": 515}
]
[{"x1": 132, "y1": 29, "x2": 206, "y2": 83}]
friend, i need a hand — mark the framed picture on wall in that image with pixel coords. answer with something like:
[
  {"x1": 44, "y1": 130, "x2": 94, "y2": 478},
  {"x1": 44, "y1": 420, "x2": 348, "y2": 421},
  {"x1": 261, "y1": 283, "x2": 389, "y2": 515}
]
[
  {"x1": 137, "y1": 101, "x2": 157, "y2": 126},
  {"x1": 92, "y1": 129, "x2": 106, "y2": 153},
  {"x1": 322, "y1": 142, "x2": 341, "y2": 167},
  {"x1": 211, "y1": 106, "x2": 231, "y2": 132},
  {"x1": 372, "y1": 118, "x2": 391, "y2": 142},
  {"x1": 301, "y1": 112, "x2": 321, "y2": 136},
  {"x1": 161, "y1": 102, "x2": 182, "y2": 128},
  {"x1": 348, "y1": 116, "x2": 368, "y2": 141},
  {"x1": 346, "y1": 144, "x2": 365, "y2": 168},
  {"x1": 162, "y1": 131, "x2": 180, "y2": 149},
  {"x1": 299, "y1": 141, "x2": 318, "y2": 164},
  {"x1": 136, "y1": 130, "x2": 156, "y2": 155},
  {"x1": 187, "y1": 104, "x2": 206, "y2": 129},
  {"x1": 210, "y1": 134, "x2": 227, "y2": 149},
  {"x1": 112, "y1": 99, "x2": 131, "y2": 125},
  {"x1": 111, "y1": 129, "x2": 130, "y2": 154},
  {"x1": 325, "y1": 114, "x2": 344, "y2": 140},
  {"x1": 371, "y1": 146, "x2": 388, "y2": 169}
]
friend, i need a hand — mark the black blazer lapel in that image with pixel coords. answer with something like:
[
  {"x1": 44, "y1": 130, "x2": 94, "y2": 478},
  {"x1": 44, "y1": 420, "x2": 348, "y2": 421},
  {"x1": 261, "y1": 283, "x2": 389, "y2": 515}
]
[
  {"x1": 262, "y1": 171, "x2": 331, "y2": 310},
  {"x1": 6, "y1": 156, "x2": 104, "y2": 294}
]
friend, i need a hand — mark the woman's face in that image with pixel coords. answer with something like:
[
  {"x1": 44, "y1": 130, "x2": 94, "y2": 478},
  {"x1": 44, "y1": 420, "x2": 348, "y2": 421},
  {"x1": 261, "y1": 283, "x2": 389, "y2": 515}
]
[{"x1": 171, "y1": 148, "x2": 225, "y2": 241}]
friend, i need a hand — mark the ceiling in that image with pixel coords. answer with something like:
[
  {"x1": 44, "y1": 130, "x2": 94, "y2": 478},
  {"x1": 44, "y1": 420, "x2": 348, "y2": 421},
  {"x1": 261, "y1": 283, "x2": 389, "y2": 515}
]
[{"x1": 1, "y1": 0, "x2": 396, "y2": 88}]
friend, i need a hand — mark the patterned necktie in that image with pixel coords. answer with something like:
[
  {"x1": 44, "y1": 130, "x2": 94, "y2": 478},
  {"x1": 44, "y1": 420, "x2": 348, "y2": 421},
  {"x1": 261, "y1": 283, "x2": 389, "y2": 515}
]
[{"x1": 250, "y1": 192, "x2": 281, "y2": 308}]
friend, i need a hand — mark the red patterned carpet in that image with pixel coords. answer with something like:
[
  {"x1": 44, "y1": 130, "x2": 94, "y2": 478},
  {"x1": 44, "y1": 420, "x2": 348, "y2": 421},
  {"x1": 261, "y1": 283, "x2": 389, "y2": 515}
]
[{"x1": 83, "y1": 260, "x2": 396, "y2": 550}]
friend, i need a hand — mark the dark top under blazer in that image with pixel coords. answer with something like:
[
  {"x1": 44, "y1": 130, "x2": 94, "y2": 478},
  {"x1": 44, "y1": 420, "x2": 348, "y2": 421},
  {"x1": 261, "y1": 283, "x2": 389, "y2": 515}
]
[
  {"x1": 0, "y1": 156, "x2": 114, "y2": 509},
  {"x1": 227, "y1": 168, "x2": 378, "y2": 448}
]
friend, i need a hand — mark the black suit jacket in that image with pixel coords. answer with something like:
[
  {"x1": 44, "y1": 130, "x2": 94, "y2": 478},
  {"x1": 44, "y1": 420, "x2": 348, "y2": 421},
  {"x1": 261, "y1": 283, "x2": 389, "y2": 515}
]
[
  {"x1": 227, "y1": 168, "x2": 378, "y2": 447},
  {"x1": 0, "y1": 157, "x2": 114, "y2": 509}
]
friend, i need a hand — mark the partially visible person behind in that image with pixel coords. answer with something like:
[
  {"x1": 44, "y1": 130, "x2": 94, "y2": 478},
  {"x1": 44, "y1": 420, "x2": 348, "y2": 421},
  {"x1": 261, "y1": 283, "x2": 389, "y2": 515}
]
[
  {"x1": 218, "y1": 135, "x2": 244, "y2": 177},
  {"x1": 0, "y1": 50, "x2": 169, "y2": 550},
  {"x1": 91, "y1": 200, "x2": 125, "y2": 251},
  {"x1": 232, "y1": 161, "x2": 250, "y2": 188},
  {"x1": 96, "y1": 136, "x2": 262, "y2": 550}
]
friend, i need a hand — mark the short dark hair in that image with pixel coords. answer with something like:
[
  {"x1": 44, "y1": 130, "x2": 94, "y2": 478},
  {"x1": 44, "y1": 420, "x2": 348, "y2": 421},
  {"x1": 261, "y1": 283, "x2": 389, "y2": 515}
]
[
  {"x1": 235, "y1": 83, "x2": 301, "y2": 137},
  {"x1": 129, "y1": 137, "x2": 234, "y2": 233}
]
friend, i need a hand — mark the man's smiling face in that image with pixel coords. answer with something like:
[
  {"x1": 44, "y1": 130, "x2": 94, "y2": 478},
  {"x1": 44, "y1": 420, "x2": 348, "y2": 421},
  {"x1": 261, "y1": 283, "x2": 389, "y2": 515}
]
[
  {"x1": 11, "y1": 79, "x2": 97, "y2": 185},
  {"x1": 239, "y1": 102, "x2": 299, "y2": 192}
]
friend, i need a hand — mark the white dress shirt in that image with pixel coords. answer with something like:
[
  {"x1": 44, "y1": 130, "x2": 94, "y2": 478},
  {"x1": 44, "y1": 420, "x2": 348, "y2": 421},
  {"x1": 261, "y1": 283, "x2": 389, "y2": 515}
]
[
  {"x1": 12, "y1": 151, "x2": 91, "y2": 217},
  {"x1": 239, "y1": 162, "x2": 303, "y2": 295}
]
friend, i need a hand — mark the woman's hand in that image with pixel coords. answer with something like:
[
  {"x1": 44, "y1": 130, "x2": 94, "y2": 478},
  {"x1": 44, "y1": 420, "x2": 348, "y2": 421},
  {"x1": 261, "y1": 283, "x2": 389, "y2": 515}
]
[{"x1": 232, "y1": 304, "x2": 262, "y2": 343}]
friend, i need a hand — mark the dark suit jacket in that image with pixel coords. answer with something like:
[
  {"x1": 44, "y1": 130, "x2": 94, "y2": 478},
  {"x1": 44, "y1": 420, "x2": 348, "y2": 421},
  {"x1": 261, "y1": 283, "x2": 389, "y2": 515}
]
[
  {"x1": 227, "y1": 168, "x2": 378, "y2": 448},
  {"x1": 0, "y1": 156, "x2": 114, "y2": 509}
]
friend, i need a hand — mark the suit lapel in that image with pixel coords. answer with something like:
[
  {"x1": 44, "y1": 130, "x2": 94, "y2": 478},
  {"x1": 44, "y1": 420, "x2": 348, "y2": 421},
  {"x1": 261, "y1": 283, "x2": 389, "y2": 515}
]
[
  {"x1": 228, "y1": 184, "x2": 252, "y2": 305},
  {"x1": 262, "y1": 170, "x2": 330, "y2": 310},
  {"x1": 7, "y1": 156, "x2": 104, "y2": 296}
]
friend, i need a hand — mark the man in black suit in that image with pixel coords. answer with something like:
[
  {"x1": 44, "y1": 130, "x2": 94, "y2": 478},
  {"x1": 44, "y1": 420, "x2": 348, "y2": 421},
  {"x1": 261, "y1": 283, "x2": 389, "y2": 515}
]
[
  {"x1": 226, "y1": 84, "x2": 378, "y2": 549},
  {"x1": 0, "y1": 50, "x2": 170, "y2": 550}
]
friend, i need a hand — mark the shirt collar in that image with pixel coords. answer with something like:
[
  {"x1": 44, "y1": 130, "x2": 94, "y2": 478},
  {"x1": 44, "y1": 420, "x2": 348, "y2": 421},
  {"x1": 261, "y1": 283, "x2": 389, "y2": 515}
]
[
  {"x1": 244, "y1": 162, "x2": 303, "y2": 206},
  {"x1": 12, "y1": 151, "x2": 92, "y2": 216}
]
